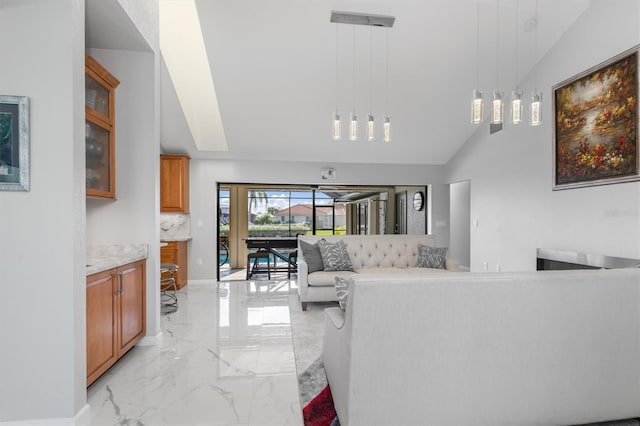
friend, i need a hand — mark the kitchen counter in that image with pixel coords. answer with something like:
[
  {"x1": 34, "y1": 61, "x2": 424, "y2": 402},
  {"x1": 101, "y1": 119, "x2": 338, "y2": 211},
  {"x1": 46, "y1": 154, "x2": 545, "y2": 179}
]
[
  {"x1": 161, "y1": 237, "x2": 191, "y2": 242},
  {"x1": 87, "y1": 244, "x2": 148, "y2": 275}
]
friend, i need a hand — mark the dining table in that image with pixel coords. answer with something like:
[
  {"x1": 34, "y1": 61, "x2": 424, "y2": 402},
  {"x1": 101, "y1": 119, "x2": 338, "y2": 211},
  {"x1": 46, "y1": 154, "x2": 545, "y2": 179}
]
[{"x1": 244, "y1": 236, "x2": 298, "y2": 278}]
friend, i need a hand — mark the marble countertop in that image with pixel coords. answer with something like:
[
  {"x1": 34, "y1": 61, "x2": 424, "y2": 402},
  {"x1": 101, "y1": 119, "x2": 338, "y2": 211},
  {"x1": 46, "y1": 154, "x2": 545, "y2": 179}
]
[
  {"x1": 87, "y1": 244, "x2": 148, "y2": 275},
  {"x1": 161, "y1": 237, "x2": 192, "y2": 242}
]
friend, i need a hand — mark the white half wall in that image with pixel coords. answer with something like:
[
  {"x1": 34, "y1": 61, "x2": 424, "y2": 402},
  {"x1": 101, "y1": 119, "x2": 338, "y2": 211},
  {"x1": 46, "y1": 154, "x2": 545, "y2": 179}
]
[
  {"x1": 188, "y1": 159, "x2": 449, "y2": 280},
  {"x1": 446, "y1": 0, "x2": 640, "y2": 272},
  {"x1": 0, "y1": 0, "x2": 86, "y2": 422}
]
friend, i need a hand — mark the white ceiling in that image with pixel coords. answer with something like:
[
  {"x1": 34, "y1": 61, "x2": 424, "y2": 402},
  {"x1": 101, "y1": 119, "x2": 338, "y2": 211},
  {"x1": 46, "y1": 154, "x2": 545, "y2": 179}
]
[{"x1": 91, "y1": 0, "x2": 592, "y2": 166}]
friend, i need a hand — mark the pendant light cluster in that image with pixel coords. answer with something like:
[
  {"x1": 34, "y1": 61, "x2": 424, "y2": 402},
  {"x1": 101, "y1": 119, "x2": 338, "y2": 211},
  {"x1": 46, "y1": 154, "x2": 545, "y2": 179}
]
[
  {"x1": 331, "y1": 11, "x2": 395, "y2": 142},
  {"x1": 471, "y1": 0, "x2": 542, "y2": 128}
]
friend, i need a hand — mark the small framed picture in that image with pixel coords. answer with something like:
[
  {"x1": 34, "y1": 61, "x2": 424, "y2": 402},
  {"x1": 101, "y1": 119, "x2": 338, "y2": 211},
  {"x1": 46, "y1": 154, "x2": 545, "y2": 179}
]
[{"x1": 0, "y1": 95, "x2": 30, "y2": 191}]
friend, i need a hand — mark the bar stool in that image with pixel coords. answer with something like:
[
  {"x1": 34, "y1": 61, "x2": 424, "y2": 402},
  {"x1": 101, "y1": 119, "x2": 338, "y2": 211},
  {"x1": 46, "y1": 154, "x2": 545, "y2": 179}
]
[
  {"x1": 246, "y1": 250, "x2": 271, "y2": 280},
  {"x1": 160, "y1": 263, "x2": 178, "y2": 314}
]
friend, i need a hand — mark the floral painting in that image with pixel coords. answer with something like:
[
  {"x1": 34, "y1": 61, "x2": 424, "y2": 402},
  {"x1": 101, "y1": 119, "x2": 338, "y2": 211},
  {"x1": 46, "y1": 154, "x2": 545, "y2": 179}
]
[{"x1": 554, "y1": 49, "x2": 638, "y2": 189}]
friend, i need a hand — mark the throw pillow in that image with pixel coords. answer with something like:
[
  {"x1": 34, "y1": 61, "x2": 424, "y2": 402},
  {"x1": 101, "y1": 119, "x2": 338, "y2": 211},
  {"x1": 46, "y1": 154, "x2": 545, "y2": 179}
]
[
  {"x1": 317, "y1": 239, "x2": 354, "y2": 272},
  {"x1": 299, "y1": 240, "x2": 324, "y2": 273},
  {"x1": 334, "y1": 276, "x2": 349, "y2": 311},
  {"x1": 417, "y1": 245, "x2": 448, "y2": 269}
]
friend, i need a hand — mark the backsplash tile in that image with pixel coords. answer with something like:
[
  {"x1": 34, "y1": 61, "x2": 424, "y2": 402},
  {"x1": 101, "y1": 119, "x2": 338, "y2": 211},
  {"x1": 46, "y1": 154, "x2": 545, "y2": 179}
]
[{"x1": 161, "y1": 213, "x2": 191, "y2": 240}]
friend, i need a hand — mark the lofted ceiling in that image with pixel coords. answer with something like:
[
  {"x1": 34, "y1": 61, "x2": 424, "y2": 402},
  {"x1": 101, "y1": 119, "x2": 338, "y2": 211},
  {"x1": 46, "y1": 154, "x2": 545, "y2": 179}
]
[{"x1": 90, "y1": 0, "x2": 592, "y2": 166}]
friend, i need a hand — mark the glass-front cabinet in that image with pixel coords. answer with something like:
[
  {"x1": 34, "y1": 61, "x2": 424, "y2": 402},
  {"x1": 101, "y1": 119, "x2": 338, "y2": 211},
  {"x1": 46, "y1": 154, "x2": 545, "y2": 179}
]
[{"x1": 85, "y1": 55, "x2": 119, "y2": 198}]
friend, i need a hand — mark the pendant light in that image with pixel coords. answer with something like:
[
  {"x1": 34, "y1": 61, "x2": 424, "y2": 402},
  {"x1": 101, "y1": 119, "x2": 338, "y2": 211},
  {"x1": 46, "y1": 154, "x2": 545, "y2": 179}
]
[
  {"x1": 530, "y1": 0, "x2": 542, "y2": 126},
  {"x1": 491, "y1": 0, "x2": 503, "y2": 125},
  {"x1": 471, "y1": 0, "x2": 484, "y2": 124},
  {"x1": 511, "y1": 0, "x2": 523, "y2": 124},
  {"x1": 349, "y1": 26, "x2": 358, "y2": 141},
  {"x1": 383, "y1": 29, "x2": 391, "y2": 142},
  {"x1": 332, "y1": 24, "x2": 342, "y2": 140},
  {"x1": 367, "y1": 27, "x2": 375, "y2": 141}
]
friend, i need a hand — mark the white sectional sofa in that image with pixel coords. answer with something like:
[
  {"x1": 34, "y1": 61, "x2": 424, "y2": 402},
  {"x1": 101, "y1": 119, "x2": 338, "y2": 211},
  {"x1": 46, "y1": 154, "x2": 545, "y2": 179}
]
[
  {"x1": 323, "y1": 268, "x2": 640, "y2": 426},
  {"x1": 297, "y1": 234, "x2": 458, "y2": 311}
]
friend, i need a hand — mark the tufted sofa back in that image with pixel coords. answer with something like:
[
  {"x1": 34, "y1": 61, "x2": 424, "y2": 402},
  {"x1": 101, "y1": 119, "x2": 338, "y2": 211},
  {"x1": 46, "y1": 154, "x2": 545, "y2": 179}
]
[{"x1": 298, "y1": 234, "x2": 439, "y2": 270}]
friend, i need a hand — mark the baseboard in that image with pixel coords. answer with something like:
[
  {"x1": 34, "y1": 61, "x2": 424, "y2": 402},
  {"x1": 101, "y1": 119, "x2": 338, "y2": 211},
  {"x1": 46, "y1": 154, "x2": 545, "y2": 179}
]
[
  {"x1": 75, "y1": 404, "x2": 91, "y2": 426},
  {"x1": 0, "y1": 404, "x2": 90, "y2": 426},
  {"x1": 138, "y1": 331, "x2": 162, "y2": 346},
  {"x1": 187, "y1": 279, "x2": 217, "y2": 285}
]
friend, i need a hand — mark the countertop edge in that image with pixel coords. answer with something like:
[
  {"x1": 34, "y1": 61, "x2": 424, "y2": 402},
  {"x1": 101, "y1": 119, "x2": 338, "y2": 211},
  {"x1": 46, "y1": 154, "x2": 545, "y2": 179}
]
[{"x1": 86, "y1": 254, "x2": 148, "y2": 276}]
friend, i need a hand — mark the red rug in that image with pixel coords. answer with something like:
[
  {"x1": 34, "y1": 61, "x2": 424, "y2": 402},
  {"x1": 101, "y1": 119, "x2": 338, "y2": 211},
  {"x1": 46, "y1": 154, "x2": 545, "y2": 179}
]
[{"x1": 302, "y1": 384, "x2": 339, "y2": 426}]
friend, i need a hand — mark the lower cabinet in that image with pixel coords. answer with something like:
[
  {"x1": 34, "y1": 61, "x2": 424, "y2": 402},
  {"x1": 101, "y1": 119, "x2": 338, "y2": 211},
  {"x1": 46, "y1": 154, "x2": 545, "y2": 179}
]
[
  {"x1": 160, "y1": 241, "x2": 188, "y2": 289},
  {"x1": 86, "y1": 259, "x2": 146, "y2": 386}
]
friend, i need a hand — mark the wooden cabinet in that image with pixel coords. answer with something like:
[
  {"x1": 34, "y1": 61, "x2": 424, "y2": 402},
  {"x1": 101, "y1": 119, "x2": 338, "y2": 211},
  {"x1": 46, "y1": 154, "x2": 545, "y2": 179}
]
[
  {"x1": 86, "y1": 55, "x2": 119, "y2": 198},
  {"x1": 160, "y1": 155, "x2": 190, "y2": 212},
  {"x1": 161, "y1": 241, "x2": 188, "y2": 289},
  {"x1": 87, "y1": 260, "x2": 146, "y2": 386}
]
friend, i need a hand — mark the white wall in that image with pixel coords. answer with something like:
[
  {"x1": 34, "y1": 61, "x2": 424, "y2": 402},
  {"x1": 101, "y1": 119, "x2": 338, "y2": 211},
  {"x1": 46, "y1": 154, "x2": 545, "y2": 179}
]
[
  {"x1": 446, "y1": 0, "x2": 640, "y2": 272},
  {"x1": 188, "y1": 159, "x2": 449, "y2": 280},
  {"x1": 85, "y1": 48, "x2": 162, "y2": 338},
  {"x1": 0, "y1": 0, "x2": 86, "y2": 422},
  {"x1": 450, "y1": 180, "x2": 470, "y2": 270}
]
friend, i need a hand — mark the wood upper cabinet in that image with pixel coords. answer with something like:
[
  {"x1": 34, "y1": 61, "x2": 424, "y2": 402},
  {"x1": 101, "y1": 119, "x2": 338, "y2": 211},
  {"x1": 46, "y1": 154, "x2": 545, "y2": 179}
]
[
  {"x1": 86, "y1": 260, "x2": 146, "y2": 386},
  {"x1": 85, "y1": 55, "x2": 120, "y2": 199},
  {"x1": 160, "y1": 155, "x2": 190, "y2": 213}
]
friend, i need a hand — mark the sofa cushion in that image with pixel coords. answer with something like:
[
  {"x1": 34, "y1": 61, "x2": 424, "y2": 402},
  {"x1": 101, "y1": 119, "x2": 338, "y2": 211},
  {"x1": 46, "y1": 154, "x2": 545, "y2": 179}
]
[
  {"x1": 317, "y1": 239, "x2": 354, "y2": 272},
  {"x1": 308, "y1": 270, "x2": 357, "y2": 287},
  {"x1": 299, "y1": 240, "x2": 324, "y2": 273},
  {"x1": 417, "y1": 245, "x2": 448, "y2": 269},
  {"x1": 334, "y1": 276, "x2": 348, "y2": 311}
]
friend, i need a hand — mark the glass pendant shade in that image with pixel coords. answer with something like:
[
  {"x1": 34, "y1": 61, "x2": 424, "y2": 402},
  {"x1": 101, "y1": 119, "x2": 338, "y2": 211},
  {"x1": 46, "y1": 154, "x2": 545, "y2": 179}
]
[
  {"x1": 530, "y1": 93, "x2": 542, "y2": 126},
  {"x1": 383, "y1": 116, "x2": 391, "y2": 143},
  {"x1": 367, "y1": 114, "x2": 375, "y2": 141},
  {"x1": 349, "y1": 112, "x2": 358, "y2": 141},
  {"x1": 471, "y1": 89, "x2": 484, "y2": 124},
  {"x1": 491, "y1": 90, "x2": 503, "y2": 125},
  {"x1": 332, "y1": 111, "x2": 342, "y2": 140},
  {"x1": 511, "y1": 90, "x2": 523, "y2": 124}
]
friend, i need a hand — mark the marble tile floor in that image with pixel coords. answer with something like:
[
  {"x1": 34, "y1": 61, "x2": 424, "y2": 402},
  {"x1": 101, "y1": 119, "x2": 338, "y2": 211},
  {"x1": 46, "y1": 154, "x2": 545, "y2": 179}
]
[{"x1": 87, "y1": 279, "x2": 303, "y2": 426}]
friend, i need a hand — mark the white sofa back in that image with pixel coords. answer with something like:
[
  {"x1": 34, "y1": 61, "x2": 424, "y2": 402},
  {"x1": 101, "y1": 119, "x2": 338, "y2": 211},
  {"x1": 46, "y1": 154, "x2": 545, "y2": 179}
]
[
  {"x1": 298, "y1": 234, "x2": 439, "y2": 270},
  {"x1": 323, "y1": 268, "x2": 640, "y2": 425}
]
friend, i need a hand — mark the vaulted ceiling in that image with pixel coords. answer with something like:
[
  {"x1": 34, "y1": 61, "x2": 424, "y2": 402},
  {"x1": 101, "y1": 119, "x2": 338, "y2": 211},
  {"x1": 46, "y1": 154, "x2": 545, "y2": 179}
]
[{"x1": 89, "y1": 0, "x2": 592, "y2": 165}]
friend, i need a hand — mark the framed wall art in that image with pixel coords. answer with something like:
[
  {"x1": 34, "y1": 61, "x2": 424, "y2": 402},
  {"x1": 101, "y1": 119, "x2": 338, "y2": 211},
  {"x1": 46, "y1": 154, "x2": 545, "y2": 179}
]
[
  {"x1": 0, "y1": 95, "x2": 30, "y2": 191},
  {"x1": 553, "y1": 46, "x2": 638, "y2": 190}
]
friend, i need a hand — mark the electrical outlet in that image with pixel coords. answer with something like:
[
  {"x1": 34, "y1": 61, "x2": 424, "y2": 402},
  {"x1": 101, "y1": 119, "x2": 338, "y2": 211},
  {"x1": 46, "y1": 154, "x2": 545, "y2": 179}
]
[
  {"x1": 483, "y1": 261, "x2": 488, "y2": 271},
  {"x1": 197, "y1": 257, "x2": 203, "y2": 265}
]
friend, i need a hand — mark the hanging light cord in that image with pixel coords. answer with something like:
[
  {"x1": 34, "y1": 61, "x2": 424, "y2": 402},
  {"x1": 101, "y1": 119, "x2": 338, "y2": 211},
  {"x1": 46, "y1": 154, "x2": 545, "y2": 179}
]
[
  {"x1": 534, "y1": 0, "x2": 538, "y2": 93},
  {"x1": 335, "y1": 24, "x2": 339, "y2": 112},
  {"x1": 385, "y1": 30, "x2": 389, "y2": 116},
  {"x1": 476, "y1": 0, "x2": 480, "y2": 90},
  {"x1": 496, "y1": 0, "x2": 500, "y2": 90},
  {"x1": 352, "y1": 25, "x2": 356, "y2": 113},
  {"x1": 369, "y1": 27, "x2": 373, "y2": 113},
  {"x1": 515, "y1": 0, "x2": 519, "y2": 90}
]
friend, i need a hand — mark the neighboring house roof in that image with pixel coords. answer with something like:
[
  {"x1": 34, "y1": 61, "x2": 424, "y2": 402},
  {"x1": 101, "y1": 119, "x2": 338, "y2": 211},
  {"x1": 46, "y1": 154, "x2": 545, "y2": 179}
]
[{"x1": 275, "y1": 203, "x2": 346, "y2": 216}]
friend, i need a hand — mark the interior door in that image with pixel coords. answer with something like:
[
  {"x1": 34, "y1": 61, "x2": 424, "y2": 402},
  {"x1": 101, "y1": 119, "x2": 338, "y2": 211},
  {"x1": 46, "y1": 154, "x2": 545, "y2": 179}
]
[{"x1": 395, "y1": 192, "x2": 407, "y2": 234}]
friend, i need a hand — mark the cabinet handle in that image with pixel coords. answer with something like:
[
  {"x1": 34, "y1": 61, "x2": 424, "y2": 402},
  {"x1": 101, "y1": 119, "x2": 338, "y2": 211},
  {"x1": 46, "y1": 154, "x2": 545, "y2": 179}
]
[{"x1": 116, "y1": 272, "x2": 123, "y2": 296}]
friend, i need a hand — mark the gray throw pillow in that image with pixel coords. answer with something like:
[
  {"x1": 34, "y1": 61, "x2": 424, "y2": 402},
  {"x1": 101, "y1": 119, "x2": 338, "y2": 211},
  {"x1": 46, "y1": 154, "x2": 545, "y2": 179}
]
[
  {"x1": 317, "y1": 239, "x2": 354, "y2": 272},
  {"x1": 299, "y1": 240, "x2": 324, "y2": 273},
  {"x1": 334, "y1": 276, "x2": 349, "y2": 311},
  {"x1": 417, "y1": 245, "x2": 448, "y2": 269}
]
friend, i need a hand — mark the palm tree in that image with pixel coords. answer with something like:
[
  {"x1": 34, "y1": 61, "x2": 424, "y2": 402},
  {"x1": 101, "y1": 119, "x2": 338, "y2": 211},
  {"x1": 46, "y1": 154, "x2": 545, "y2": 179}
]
[{"x1": 248, "y1": 190, "x2": 268, "y2": 222}]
